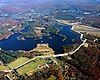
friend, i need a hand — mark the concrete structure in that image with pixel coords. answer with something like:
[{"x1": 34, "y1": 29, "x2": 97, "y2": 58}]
[{"x1": 84, "y1": 43, "x2": 89, "y2": 48}]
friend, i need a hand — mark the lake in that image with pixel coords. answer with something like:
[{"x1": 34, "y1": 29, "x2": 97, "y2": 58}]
[{"x1": 0, "y1": 23, "x2": 82, "y2": 54}]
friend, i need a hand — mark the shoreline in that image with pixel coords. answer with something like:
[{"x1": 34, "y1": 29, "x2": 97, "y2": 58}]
[
  {"x1": 0, "y1": 22, "x2": 81, "y2": 53},
  {"x1": 56, "y1": 19, "x2": 84, "y2": 42},
  {"x1": 0, "y1": 33, "x2": 14, "y2": 41},
  {"x1": 0, "y1": 27, "x2": 25, "y2": 41},
  {"x1": 71, "y1": 25, "x2": 84, "y2": 41},
  {"x1": 56, "y1": 19, "x2": 100, "y2": 39}
]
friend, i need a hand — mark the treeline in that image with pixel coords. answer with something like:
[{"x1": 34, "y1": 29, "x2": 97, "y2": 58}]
[
  {"x1": 21, "y1": 21, "x2": 35, "y2": 29},
  {"x1": 42, "y1": 27, "x2": 59, "y2": 34},
  {"x1": 72, "y1": 45, "x2": 100, "y2": 79},
  {"x1": 42, "y1": 27, "x2": 66, "y2": 40},
  {"x1": 18, "y1": 29, "x2": 35, "y2": 40},
  {"x1": 0, "y1": 50, "x2": 23, "y2": 65}
]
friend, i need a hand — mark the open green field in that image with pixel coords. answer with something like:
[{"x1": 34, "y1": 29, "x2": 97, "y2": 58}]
[
  {"x1": 0, "y1": 65, "x2": 9, "y2": 70},
  {"x1": 8, "y1": 57, "x2": 30, "y2": 69},
  {"x1": 17, "y1": 58, "x2": 46, "y2": 75}
]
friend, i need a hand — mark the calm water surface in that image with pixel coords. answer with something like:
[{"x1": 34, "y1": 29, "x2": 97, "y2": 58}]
[{"x1": 0, "y1": 23, "x2": 82, "y2": 54}]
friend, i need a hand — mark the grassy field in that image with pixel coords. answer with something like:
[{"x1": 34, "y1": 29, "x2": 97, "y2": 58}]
[
  {"x1": 8, "y1": 57, "x2": 30, "y2": 69},
  {"x1": 0, "y1": 65, "x2": 9, "y2": 70},
  {"x1": 17, "y1": 58, "x2": 46, "y2": 75}
]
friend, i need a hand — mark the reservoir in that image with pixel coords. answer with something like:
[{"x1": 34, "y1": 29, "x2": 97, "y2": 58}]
[{"x1": 0, "y1": 23, "x2": 82, "y2": 54}]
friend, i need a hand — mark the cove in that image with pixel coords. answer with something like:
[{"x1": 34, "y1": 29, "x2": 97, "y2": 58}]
[{"x1": 0, "y1": 23, "x2": 82, "y2": 54}]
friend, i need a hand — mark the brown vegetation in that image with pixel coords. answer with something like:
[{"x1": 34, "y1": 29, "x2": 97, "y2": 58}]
[{"x1": 71, "y1": 35, "x2": 100, "y2": 80}]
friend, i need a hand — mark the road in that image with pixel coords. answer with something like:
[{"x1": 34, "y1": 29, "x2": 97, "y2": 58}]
[
  {"x1": 13, "y1": 39, "x2": 87, "y2": 70},
  {"x1": 14, "y1": 57, "x2": 37, "y2": 69}
]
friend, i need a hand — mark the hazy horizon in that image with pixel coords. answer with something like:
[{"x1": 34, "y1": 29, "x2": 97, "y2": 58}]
[{"x1": 0, "y1": 0, "x2": 100, "y2": 4}]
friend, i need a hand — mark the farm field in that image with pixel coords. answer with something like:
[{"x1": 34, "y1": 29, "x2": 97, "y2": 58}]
[
  {"x1": 17, "y1": 58, "x2": 46, "y2": 75},
  {"x1": 8, "y1": 57, "x2": 30, "y2": 69},
  {"x1": 0, "y1": 65, "x2": 9, "y2": 70}
]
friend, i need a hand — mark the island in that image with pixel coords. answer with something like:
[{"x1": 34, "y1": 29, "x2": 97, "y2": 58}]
[
  {"x1": 17, "y1": 20, "x2": 67, "y2": 41},
  {"x1": 0, "y1": 1, "x2": 99, "y2": 80}
]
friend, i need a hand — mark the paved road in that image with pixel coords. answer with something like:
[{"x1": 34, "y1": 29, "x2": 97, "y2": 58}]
[{"x1": 14, "y1": 39, "x2": 87, "y2": 70}]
